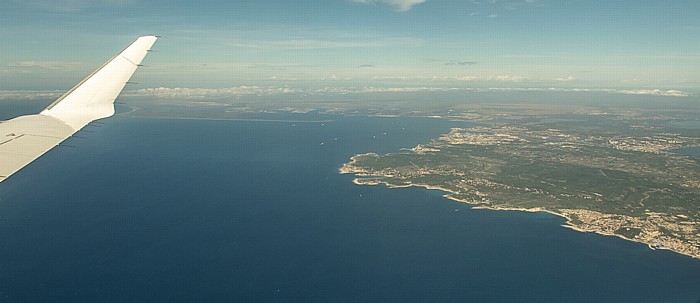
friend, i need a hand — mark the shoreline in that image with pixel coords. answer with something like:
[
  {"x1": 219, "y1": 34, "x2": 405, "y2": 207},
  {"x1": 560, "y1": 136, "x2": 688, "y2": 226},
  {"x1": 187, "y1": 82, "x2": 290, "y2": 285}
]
[{"x1": 346, "y1": 174, "x2": 700, "y2": 260}]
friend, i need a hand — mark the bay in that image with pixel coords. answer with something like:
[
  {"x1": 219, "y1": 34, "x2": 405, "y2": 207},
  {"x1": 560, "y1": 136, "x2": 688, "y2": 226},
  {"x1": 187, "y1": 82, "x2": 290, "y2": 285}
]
[{"x1": 0, "y1": 113, "x2": 698, "y2": 302}]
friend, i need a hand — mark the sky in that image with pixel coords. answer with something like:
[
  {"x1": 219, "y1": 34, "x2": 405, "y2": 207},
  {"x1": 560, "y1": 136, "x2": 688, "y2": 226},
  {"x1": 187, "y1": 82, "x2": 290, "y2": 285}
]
[{"x1": 0, "y1": 0, "x2": 699, "y2": 96}]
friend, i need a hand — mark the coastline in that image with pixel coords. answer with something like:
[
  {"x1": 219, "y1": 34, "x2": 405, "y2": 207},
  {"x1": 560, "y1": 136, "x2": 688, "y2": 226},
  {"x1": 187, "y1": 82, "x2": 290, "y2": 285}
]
[{"x1": 341, "y1": 168, "x2": 700, "y2": 260}]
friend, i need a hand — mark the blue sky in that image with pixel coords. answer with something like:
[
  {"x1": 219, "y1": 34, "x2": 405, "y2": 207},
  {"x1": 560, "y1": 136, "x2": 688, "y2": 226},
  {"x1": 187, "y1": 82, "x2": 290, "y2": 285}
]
[{"x1": 1, "y1": 0, "x2": 698, "y2": 94}]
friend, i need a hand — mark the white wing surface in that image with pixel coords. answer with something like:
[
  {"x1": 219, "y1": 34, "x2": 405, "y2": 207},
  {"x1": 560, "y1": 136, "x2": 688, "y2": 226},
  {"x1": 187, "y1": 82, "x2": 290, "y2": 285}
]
[{"x1": 0, "y1": 36, "x2": 157, "y2": 183}]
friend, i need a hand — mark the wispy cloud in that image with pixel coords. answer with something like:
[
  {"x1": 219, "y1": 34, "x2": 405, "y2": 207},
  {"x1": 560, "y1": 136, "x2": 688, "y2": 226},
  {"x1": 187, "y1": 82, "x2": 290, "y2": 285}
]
[
  {"x1": 492, "y1": 75, "x2": 524, "y2": 82},
  {"x1": 11, "y1": 0, "x2": 134, "y2": 12},
  {"x1": 375, "y1": 74, "x2": 528, "y2": 82},
  {"x1": 472, "y1": 0, "x2": 538, "y2": 7},
  {"x1": 117, "y1": 86, "x2": 692, "y2": 99},
  {"x1": 503, "y1": 0, "x2": 537, "y2": 10},
  {"x1": 0, "y1": 90, "x2": 63, "y2": 100},
  {"x1": 445, "y1": 61, "x2": 477, "y2": 66},
  {"x1": 554, "y1": 76, "x2": 574, "y2": 82},
  {"x1": 433, "y1": 75, "x2": 526, "y2": 82},
  {"x1": 616, "y1": 89, "x2": 690, "y2": 97},
  {"x1": 454, "y1": 75, "x2": 478, "y2": 81},
  {"x1": 323, "y1": 75, "x2": 355, "y2": 81},
  {"x1": 352, "y1": 0, "x2": 427, "y2": 12},
  {"x1": 8, "y1": 61, "x2": 82, "y2": 70},
  {"x1": 486, "y1": 88, "x2": 691, "y2": 97},
  {"x1": 432, "y1": 75, "x2": 478, "y2": 81},
  {"x1": 471, "y1": 0, "x2": 538, "y2": 13},
  {"x1": 230, "y1": 39, "x2": 374, "y2": 50},
  {"x1": 229, "y1": 37, "x2": 421, "y2": 50},
  {"x1": 249, "y1": 64, "x2": 318, "y2": 71},
  {"x1": 123, "y1": 86, "x2": 468, "y2": 99},
  {"x1": 1, "y1": 86, "x2": 690, "y2": 102},
  {"x1": 123, "y1": 87, "x2": 305, "y2": 99}
]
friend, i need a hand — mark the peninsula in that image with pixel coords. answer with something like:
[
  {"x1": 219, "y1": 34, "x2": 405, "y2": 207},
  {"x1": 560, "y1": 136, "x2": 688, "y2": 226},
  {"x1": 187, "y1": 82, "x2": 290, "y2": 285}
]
[{"x1": 341, "y1": 110, "x2": 700, "y2": 259}]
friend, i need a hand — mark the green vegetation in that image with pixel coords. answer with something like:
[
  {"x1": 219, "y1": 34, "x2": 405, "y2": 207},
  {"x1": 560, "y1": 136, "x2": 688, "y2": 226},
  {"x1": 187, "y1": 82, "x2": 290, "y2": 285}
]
[{"x1": 342, "y1": 109, "x2": 700, "y2": 258}]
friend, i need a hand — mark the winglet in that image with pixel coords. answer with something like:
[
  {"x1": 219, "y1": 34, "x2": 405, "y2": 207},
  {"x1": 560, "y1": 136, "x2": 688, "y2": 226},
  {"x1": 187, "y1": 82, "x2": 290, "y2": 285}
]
[{"x1": 41, "y1": 36, "x2": 158, "y2": 130}]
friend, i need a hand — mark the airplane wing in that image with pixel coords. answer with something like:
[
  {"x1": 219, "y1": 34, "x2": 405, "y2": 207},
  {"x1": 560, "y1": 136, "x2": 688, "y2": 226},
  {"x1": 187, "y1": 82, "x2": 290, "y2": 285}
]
[{"x1": 0, "y1": 36, "x2": 157, "y2": 183}]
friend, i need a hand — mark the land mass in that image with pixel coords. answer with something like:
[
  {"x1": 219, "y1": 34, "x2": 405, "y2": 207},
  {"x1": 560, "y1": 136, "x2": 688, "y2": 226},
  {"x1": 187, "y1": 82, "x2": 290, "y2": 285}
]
[{"x1": 341, "y1": 110, "x2": 700, "y2": 259}]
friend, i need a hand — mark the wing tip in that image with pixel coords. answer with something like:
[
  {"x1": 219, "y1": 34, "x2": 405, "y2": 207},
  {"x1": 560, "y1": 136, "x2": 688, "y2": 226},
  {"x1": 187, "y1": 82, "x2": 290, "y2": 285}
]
[
  {"x1": 139, "y1": 35, "x2": 160, "y2": 40},
  {"x1": 138, "y1": 35, "x2": 159, "y2": 50}
]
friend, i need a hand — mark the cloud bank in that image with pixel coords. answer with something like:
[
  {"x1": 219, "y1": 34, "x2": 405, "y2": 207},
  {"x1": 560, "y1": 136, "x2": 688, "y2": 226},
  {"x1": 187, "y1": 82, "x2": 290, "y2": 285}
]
[
  {"x1": 0, "y1": 87, "x2": 690, "y2": 102},
  {"x1": 122, "y1": 87, "x2": 691, "y2": 99}
]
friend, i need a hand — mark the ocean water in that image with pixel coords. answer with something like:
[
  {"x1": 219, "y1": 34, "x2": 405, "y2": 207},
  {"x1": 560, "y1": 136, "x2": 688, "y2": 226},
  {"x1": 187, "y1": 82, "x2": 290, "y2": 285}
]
[
  {"x1": 0, "y1": 113, "x2": 699, "y2": 302},
  {"x1": 670, "y1": 147, "x2": 700, "y2": 156}
]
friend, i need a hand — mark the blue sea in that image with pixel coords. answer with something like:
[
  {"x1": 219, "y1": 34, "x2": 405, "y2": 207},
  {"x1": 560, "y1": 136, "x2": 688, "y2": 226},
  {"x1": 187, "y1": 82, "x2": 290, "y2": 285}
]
[
  {"x1": 670, "y1": 147, "x2": 700, "y2": 156},
  {"x1": 1, "y1": 112, "x2": 699, "y2": 302}
]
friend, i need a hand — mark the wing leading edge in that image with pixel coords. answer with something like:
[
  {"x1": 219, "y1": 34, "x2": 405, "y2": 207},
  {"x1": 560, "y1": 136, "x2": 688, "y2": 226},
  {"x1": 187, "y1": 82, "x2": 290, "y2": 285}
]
[{"x1": 0, "y1": 36, "x2": 157, "y2": 183}]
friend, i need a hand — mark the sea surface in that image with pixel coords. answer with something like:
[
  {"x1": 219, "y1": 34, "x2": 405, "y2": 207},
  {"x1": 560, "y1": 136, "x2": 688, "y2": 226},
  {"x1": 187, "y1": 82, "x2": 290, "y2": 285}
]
[
  {"x1": 0, "y1": 112, "x2": 699, "y2": 302},
  {"x1": 670, "y1": 147, "x2": 700, "y2": 156}
]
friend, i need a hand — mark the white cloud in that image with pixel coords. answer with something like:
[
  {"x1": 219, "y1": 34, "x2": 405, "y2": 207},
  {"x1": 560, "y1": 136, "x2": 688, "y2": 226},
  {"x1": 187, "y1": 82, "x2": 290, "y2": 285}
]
[
  {"x1": 324, "y1": 75, "x2": 354, "y2": 81},
  {"x1": 121, "y1": 87, "x2": 691, "y2": 99},
  {"x1": 353, "y1": 0, "x2": 427, "y2": 12},
  {"x1": 485, "y1": 87, "x2": 691, "y2": 97},
  {"x1": 454, "y1": 75, "x2": 478, "y2": 81},
  {"x1": 1, "y1": 86, "x2": 690, "y2": 102},
  {"x1": 358, "y1": 87, "x2": 465, "y2": 93},
  {"x1": 123, "y1": 86, "x2": 470, "y2": 99},
  {"x1": 0, "y1": 90, "x2": 63, "y2": 100},
  {"x1": 554, "y1": 76, "x2": 574, "y2": 82},
  {"x1": 432, "y1": 75, "x2": 478, "y2": 81},
  {"x1": 381, "y1": 75, "x2": 530, "y2": 82},
  {"x1": 122, "y1": 87, "x2": 305, "y2": 99},
  {"x1": 617, "y1": 89, "x2": 690, "y2": 97},
  {"x1": 371, "y1": 76, "x2": 412, "y2": 81},
  {"x1": 12, "y1": 0, "x2": 134, "y2": 12},
  {"x1": 492, "y1": 75, "x2": 524, "y2": 82}
]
